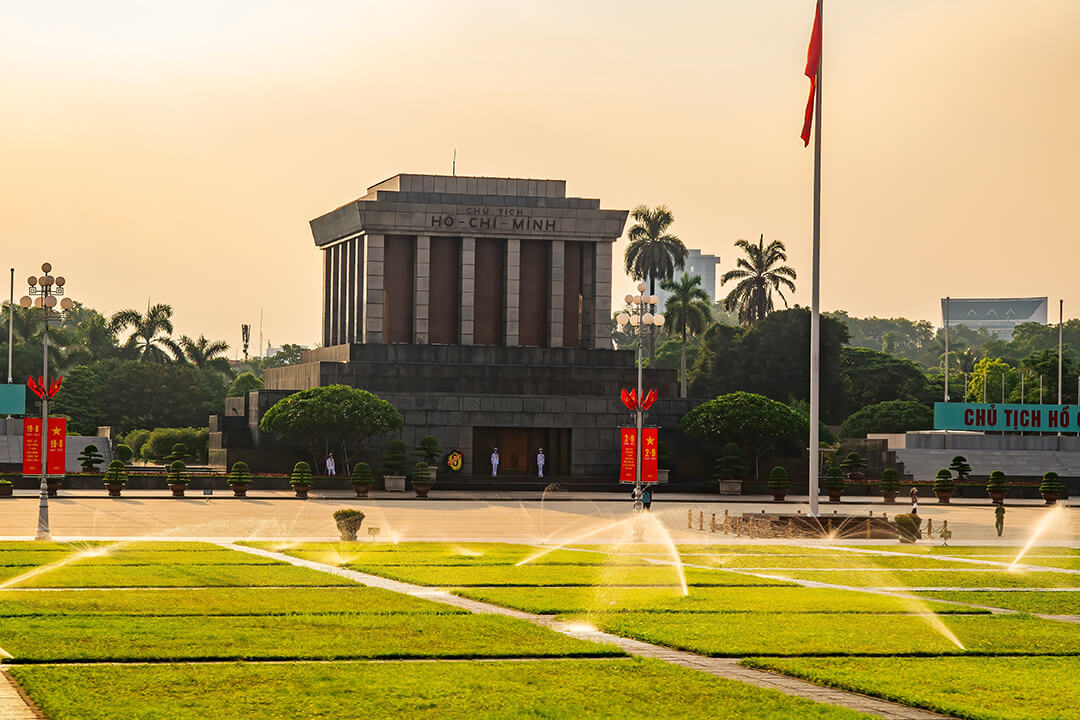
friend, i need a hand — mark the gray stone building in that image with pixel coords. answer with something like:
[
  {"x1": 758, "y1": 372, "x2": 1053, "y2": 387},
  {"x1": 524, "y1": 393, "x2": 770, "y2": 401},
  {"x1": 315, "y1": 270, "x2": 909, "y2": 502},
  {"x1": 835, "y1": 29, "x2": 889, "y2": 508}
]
[
  {"x1": 211, "y1": 174, "x2": 694, "y2": 479},
  {"x1": 655, "y1": 249, "x2": 721, "y2": 314},
  {"x1": 942, "y1": 297, "x2": 1047, "y2": 340}
]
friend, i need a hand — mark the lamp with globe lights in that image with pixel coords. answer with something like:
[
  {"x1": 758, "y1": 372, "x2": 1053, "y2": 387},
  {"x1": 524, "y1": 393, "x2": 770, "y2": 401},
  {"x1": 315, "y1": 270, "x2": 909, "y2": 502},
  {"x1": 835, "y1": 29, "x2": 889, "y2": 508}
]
[
  {"x1": 19, "y1": 263, "x2": 74, "y2": 541},
  {"x1": 615, "y1": 282, "x2": 665, "y2": 510}
]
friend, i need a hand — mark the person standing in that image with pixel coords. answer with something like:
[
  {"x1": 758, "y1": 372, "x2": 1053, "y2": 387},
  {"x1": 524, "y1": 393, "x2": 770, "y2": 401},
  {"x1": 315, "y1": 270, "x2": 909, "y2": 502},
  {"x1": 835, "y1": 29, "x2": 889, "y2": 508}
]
[
  {"x1": 326, "y1": 453, "x2": 336, "y2": 476},
  {"x1": 995, "y1": 504, "x2": 1005, "y2": 537},
  {"x1": 909, "y1": 485, "x2": 918, "y2": 515},
  {"x1": 490, "y1": 448, "x2": 500, "y2": 477},
  {"x1": 536, "y1": 448, "x2": 545, "y2": 478},
  {"x1": 641, "y1": 486, "x2": 653, "y2": 511}
]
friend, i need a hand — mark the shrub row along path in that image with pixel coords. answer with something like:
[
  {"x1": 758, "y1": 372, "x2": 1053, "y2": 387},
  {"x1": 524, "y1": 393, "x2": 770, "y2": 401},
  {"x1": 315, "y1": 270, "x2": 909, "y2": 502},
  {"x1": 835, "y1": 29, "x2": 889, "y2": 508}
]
[{"x1": 224, "y1": 543, "x2": 952, "y2": 720}]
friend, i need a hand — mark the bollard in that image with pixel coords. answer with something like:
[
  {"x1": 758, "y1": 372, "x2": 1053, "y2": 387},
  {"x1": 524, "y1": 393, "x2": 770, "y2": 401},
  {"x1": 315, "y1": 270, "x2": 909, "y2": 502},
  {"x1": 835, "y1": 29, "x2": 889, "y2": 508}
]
[
  {"x1": 699, "y1": 510, "x2": 704, "y2": 531},
  {"x1": 723, "y1": 509, "x2": 730, "y2": 534},
  {"x1": 748, "y1": 517, "x2": 755, "y2": 538},
  {"x1": 786, "y1": 517, "x2": 793, "y2": 538},
  {"x1": 827, "y1": 518, "x2": 833, "y2": 534},
  {"x1": 866, "y1": 519, "x2": 871, "y2": 539},
  {"x1": 688, "y1": 509, "x2": 693, "y2": 529},
  {"x1": 735, "y1": 518, "x2": 741, "y2": 537},
  {"x1": 711, "y1": 513, "x2": 716, "y2": 533}
]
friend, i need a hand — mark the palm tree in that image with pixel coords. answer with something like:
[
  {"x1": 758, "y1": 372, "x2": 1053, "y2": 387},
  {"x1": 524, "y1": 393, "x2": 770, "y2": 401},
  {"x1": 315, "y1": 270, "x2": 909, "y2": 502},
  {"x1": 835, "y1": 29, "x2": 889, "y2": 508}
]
[
  {"x1": 720, "y1": 234, "x2": 797, "y2": 325},
  {"x1": 180, "y1": 335, "x2": 231, "y2": 373},
  {"x1": 660, "y1": 274, "x2": 712, "y2": 398},
  {"x1": 110, "y1": 303, "x2": 183, "y2": 363},
  {"x1": 623, "y1": 204, "x2": 688, "y2": 363}
]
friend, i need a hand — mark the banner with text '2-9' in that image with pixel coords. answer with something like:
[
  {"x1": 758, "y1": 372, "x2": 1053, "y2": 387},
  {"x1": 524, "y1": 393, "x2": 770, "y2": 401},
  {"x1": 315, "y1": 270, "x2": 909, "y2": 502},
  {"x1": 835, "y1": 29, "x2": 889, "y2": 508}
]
[{"x1": 934, "y1": 402, "x2": 1080, "y2": 433}]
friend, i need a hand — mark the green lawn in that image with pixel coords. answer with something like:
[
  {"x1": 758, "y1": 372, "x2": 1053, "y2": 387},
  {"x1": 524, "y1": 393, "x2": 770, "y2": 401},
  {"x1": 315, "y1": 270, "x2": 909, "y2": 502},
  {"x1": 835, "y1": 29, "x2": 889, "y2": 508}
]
[
  {"x1": 742, "y1": 656, "x2": 1080, "y2": 720},
  {"x1": 681, "y1": 554, "x2": 982, "y2": 569},
  {"x1": 285, "y1": 547, "x2": 658, "y2": 567},
  {"x1": 0, "y1": 614, "x2": 619, "y2": 662},
  {"x1": 8, "y1": 659, "x2": 873, "y2": 720},
  {"x1": 0, "y1": 586, "x2": 463, "y2": 616},
  {"x1": 761, "y1": 569, "x2": 1080, "y2": 588},
  {"x1": 7, "y1": 564, "x2": 355, "y2": 588},
  {"x1": 583, "y1": 612, "x2": 1080, "y2": 656},
  {"x1": 67, "y1": 549, "x2": 282, "y2": 565},
  {"x1": 918, "y1": 590, "x2": 1080, "y2": 615},
  {"x1": 849, "y1": 546, "x2": 1080, "y2": 557},
  {"x1": 347, "y1": 563, "x2": 793, "y2": 587},
  {"x1": 0, "y1": 550, "x2": 73, "y2": 566},
  {"x1": 453, "y1": 586, "x2": 983, "y2": 615}
]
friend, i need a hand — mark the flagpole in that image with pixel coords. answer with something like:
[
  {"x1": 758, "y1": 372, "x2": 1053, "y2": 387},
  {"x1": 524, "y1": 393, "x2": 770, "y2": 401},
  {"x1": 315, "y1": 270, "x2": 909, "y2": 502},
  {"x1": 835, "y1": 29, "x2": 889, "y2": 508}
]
[{"x1": 808, "y1": 0, "x2": 823, "y2": 517}]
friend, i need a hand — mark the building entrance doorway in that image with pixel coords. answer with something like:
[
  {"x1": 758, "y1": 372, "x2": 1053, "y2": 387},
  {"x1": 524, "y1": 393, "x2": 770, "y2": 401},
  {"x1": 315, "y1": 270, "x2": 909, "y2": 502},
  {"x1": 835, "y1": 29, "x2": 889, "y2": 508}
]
[{"x1": 472, "y1": 427, "x2": 571, "y2": 476}]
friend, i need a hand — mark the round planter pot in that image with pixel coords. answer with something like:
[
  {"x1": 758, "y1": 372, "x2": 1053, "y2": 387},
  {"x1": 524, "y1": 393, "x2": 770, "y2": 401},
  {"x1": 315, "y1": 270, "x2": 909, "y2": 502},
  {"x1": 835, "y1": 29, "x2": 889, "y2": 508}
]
[
  {"x1": 770, "y1": 490, "x2": 787, "y2": 502},
  {"x1": 935, "y1": 491, "x2": 953, "y2": 504},
  {"x1": 46, "y1": 482, "x2": 61, "y2": 498},
  {"x1": 1041, "y1": 493, "x2": 1060, "y2": 505},
  {"x1": 351, "y1": 483, "x2": 371, "y2": 498},
  {"x1": 292, "y1": 484, "x2": 311, "y2": 499},
  {"x1": 105, "y1": 483, "x2": 124, "y2": 497},
  {"x1": 168, "y1": 484, "x2": 187, "y2": 497},
  {"x1": 230, "y1": 484, "x2": 250, "y2": 497},
  {"x1": 413, "y1": 483, "x2": 432, "y2": 498},
  {"x1": 336, "y1": 520, "x2": 363, "y2": 541},
  {"x1": 881, "y1": 491, "x2": 898, "y2": 503},
  {"x1": 828, "y1": 490, "x2": 843, "y2": 503},
  {"x1": 988, "y1": 490, "x2": 1005, "y2": 504}
]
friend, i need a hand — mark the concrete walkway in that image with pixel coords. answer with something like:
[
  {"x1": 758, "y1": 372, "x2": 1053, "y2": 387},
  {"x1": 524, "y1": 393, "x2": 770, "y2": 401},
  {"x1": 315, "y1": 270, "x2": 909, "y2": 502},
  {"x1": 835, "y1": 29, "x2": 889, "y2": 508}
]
[
  {"x1": 0, "y1": 672, "x2": 41, "y2": 720},
  {"x1": 226, "y1": 542, "x2": 954, "y2": 720}
]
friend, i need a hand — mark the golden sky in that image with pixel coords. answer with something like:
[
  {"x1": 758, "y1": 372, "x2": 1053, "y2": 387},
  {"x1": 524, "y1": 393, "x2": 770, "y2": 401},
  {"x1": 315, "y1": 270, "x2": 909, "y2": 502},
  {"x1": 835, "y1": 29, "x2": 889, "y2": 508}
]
[{"x1": 2, "y1": 0, "x2": 1078, "y2": 353}]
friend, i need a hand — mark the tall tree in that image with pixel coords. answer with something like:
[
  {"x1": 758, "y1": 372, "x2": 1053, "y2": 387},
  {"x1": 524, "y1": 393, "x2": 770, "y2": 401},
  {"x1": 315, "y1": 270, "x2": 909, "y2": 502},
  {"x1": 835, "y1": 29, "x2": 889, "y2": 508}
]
[
  {"x1": 660, "y1": 274, "x2": 712, "y2": 398},
  {"x1": 623, "y1": 204, "x2": 687, "y2": 364},
  {"x1": 110, "y1": 303, "x2": 183, "y2": 363},
  {"x1": 720, "y1": 234, "x2": 797, "y2": 325},
  {"x1": 180, "y1": 334, "x2": 231, "y2": 373}
]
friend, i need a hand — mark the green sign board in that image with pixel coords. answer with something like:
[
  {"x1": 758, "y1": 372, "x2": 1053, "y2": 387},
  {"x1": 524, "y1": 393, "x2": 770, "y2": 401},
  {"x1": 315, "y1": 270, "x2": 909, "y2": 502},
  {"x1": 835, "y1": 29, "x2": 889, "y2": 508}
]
[
  {"x1": 0, "y1": 384, "x2": 26, "y2": 415},
  {"x1": 934, "y1": 402, "x2": 1080, "y2": 433}
]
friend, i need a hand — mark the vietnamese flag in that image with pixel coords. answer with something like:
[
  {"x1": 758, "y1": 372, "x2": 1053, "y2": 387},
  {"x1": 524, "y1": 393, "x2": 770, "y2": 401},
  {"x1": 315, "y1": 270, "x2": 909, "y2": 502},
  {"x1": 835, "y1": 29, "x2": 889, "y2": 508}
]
[{"x1": 801, "y1": 1, "x2": 822, "y2": 146}]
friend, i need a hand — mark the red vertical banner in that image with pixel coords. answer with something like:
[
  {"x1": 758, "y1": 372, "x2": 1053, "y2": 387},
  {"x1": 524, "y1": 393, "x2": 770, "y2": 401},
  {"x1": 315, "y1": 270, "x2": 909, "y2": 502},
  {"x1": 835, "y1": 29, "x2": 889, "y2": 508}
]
[
  {"x1": 46, "y1": 418, "x2": 66, "y2": 475},
  {"x1": 641, "y1": 428, "x2": 659, "y2": 483},
  {"x1": 619, "y1": 428, "x2": 636, "y2": 483},
  {"x1": 22, "y1": 418, "x2": 43, "y2": 475}
]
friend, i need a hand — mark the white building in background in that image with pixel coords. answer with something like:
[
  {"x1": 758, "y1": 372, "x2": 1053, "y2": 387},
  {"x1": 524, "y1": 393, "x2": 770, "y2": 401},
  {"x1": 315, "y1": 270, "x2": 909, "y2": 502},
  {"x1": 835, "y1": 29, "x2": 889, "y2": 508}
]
[
  {"x1": 941, "y1": 297, "x2": 1048, "y2": 340},
  {"x1": 655, "y1": 249, "x2": 721, "y2": 313}
]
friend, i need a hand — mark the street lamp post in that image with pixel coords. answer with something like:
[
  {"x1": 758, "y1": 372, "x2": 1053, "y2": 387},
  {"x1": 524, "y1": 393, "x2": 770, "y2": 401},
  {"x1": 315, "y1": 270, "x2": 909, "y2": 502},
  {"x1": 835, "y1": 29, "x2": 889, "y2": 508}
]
[
  {"x1": 19, "y1": 263, "x2": 73, "y2": 541},
  {"x1": 616, "y1": 282, "x2": 664, "y2": 511}
]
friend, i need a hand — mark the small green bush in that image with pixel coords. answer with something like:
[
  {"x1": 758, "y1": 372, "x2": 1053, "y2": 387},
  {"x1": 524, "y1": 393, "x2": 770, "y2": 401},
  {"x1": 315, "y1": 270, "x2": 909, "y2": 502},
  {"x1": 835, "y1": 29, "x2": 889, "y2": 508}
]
[
  {"x1": 411, "y1": 461, "x2": 433, "y2": 485},
  {"x1": 414, "y1": 435, "x2": 441, "y2": 464},
  {"x1": 382, "y1": 440, "x2": 408, "y2": 476},
  {"x1": 350, "y1": 462, "x2": 374, "y2": 485},
  {"x1": 880, "y1": 468, "x2": 900, "y2": 492},
  {"x1": 825, "y1": 467, "x2": 845, "y2": 491},
  {"x1": 767, "y1": 466, "x2": 789, "y2": 490},
  {"x1": 166, "y1": 460, "x2": 188, "y2": 485},
  {"x1": 949, "y1": 455, "x2": 972, "y2": 481},
  {"x1": 120, "y1": 429, "x2": 150, "y2": 458},
  {"x1": 934, "y1": 468, "x2": 955, "y2": 493},
  {"x1": 713, "y1": 443, "x2": 745, "y2": 481},
  {"x1": 1040, "y1": 471, "x2": 1063, "y2": 495},
  {"x1": 114, "y1": 444, "x2": 133, "y2": 463},
  {"x1": 840, "y1": 452, "x2": 867, "y2": 480},
  {"x1": 986, "y1": 470, "x2": 1007, "y2": 495},
  {"x1": 333, "y1": 508, "x2": 366, "y2": 541},
  {"x1": 228, "y1": 462, "x2": 252, "y2": 485},
  {"x1": 894, "y1": 513, "x2": 922, "y2": 541},
  {"x1": 290, "y1": 461, "x2": 313, "y2": 487},
  {"x1": 103, "y1": 460, "x2": 128, "y2": 486},
  {"x1": 166, "y1": 443, "x2": 189, "y2": 465},
  {"x1": 77, "y1": 445, "x2": 104, "y2": 472}
]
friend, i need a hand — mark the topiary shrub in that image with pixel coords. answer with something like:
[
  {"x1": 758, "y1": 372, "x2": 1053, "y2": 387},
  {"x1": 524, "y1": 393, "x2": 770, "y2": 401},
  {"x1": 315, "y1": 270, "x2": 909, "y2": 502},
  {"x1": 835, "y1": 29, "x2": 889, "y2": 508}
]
[
  {"x1": 414, "y1": 435, "x2": 441, "y2": 464},
  {"x1": 894, "y1": 513, "x2": 923, "y2": 543},
  {"x1": 166, "y1": 460, "x2": 188, "y2": 484},
  {"x1": 934, "y1": 468, "x2": 955, "y2": 494},
  {"x1": 825, "y1": 466, "x2": 845, "y2": 492},
  {"x1": 840, "y1": 452, "x2": 867, "y2": 480},
  {"x1": 166, "y1": 443, "x2": 189, "y2": 465},
  {"x1": 290, "y1": 461, "x2": 313, "y2": 486},
  {"x1": 77, "y1": 445, "x2": 104, "y2": 472},
  {"x1": 1040, "y1": 471, "x2": 1063, "y2": 503},
  {"x1": 333, "y1": 509, "x2": 366, "y2": 541},
  {"x1": 382, "y1": 440, "x2": 408, "y2": 476},
  {"x1": 114, "y1": 444, "x2": 133, "y2": 464},
  {"x1": 229, "y1": 462, "x2": 252, "y2": 484},
  {"x1": 411, "y1": 461, "x2": 432, "y2": 485},
  {"x1": 949, "y1": 455, "x2": 972, "y2": 481},
  {"x1": 767, "y1": 466, "x2": 789, "y2": 490},
  {"x1": 351, "y1": 462, "x2": 374, "y2": 485},
  {"x1": 986, "y1": 470, "x2": 1007, "y2": 502},
  {"x1": 880, "y1": 468, "x2": 900, "y2": 492},
  {"x1": 713, "y1": 443, "x2": 745, "y2": 481},
  {"x1": 103, "y1": 460, "x2": 127, "y2": 496}
]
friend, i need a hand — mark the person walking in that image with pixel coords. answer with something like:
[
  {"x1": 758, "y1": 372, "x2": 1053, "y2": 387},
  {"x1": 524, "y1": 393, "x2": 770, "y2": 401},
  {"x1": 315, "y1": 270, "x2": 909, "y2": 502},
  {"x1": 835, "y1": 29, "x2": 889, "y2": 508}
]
[
  {"x1": 995, "y1": 504, "x2": 1005, "y2": 537},
  {"x1": 641, "y1": 486, "x2": 653, "y2": 511},
  {"x1": 490, "y1": 448, "x2": 500, "y2": 477},
  {"x1": 909, "y1": 485, "x2": 919, "y2": 515},
  {"x1": 326, "y1": 453, "x2": 336, "y2": 476},
  {"x1": 536, "y1": 448, "x2": 545, "y2": 478}
]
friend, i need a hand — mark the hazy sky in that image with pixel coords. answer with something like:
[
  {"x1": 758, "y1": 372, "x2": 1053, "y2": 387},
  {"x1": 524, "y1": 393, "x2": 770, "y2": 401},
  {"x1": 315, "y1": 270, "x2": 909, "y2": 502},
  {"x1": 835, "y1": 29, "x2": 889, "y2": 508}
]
[{"x1": 3, "y1": 0, "x2": 1077, "y2": 354}]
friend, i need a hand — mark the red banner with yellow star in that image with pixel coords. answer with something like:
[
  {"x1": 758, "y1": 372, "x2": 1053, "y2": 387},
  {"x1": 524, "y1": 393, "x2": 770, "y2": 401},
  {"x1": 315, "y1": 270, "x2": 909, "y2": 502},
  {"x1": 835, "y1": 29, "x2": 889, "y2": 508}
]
[
  {"x1": 640, "y1": 427, "x2": 658, "y2": 483},
  {"x1": 619, "y1": 427, "x2": 659, "y2": 484},
  {"x1": 46, "y1": 418, "x2": 66, "y2": 475}
]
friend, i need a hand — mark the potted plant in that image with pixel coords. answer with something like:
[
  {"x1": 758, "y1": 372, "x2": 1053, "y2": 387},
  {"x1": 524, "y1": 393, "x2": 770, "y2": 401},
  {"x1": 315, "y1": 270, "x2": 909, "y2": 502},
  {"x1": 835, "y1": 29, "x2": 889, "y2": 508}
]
[
  {"x1": 382, "y1": 440, "x2": 408, "y2": 492},
  {"x1": 713, "y1": 443, "x2": 745, "y2": 495},
  {"x1": 333, "y1": 508, "x2": 366, "y2": 541},
  {"x1": 0, "y1": 479, "x2": 12, "y2": 497},
  {"x1": 1039, "y1": 471, "x2": 1063, "y2": 504},
  {"x1": 825, "y1": 467, "x2": 845, "y2": 502},
  {"x1": 949, "y1": 455, "x2": 972, "y2": 482},
  {"x1": 893, "y1": 512, "x2": 923, "y2": 543},
  {"x1": 841, "y1": 452, "x2": 867, "y2": 481},
  {"x1": 166, "y1": 460, "x2": 189, "y2": 497},
  {"x1": 228, "y1": 461, "x2": 252, "y2": 497},
  {"x1": 933, "y1": 468, "x2": 955, "y2": 503},
  {"x1": 166, "y1": 443, "x2": 189, "y2": 465},
  {"x1": 767, "y1": 465, "x2": 789, "y2": 502},
  {"x1": 77, "y1": 445, "x2": 104, "y2": 473},
  {"x1": 350, "y1": 462, "x2": 374, "y2": 497},
  {"x1": 880, "y1": 468, "x2": 900, "y2": 503},
  {"x1": 103, "y1": 460, "x2": 127, "y2": 497},
  {"x1": 414, "y1": 435, "x2": 441, "y2": 483},
  {"x1": 986, "y1": 470, "x2": 1008, "y2": 505},
  {"x1": 410, "y1": 461, "x2": 433, "y2": 498},
  {"x1": 290, "y1": 461, "x2": 313, "y2": 499},
  {"x1": 45, "y1": 476, "x2": 62, "y2": 498}
]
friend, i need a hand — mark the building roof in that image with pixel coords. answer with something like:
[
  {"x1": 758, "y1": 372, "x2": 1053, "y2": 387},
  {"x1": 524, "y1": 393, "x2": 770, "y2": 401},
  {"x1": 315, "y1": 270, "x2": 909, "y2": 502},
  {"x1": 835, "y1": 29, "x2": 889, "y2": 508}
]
[{"x1": 941, "y1": 297, "x2": 1048, "y2": 325}]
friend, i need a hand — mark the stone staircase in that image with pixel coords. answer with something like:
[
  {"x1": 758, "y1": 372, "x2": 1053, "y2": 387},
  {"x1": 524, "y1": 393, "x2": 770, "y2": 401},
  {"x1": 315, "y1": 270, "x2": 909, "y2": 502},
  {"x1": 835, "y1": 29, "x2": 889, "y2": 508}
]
[{"x1": 893, "y1": 448, "x2": 1080, "y2": 482}]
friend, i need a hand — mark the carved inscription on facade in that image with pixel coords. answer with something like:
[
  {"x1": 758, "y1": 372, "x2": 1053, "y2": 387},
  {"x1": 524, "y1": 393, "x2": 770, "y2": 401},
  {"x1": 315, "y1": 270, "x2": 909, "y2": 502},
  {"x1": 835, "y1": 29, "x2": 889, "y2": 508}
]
[{"x1": 431, "y1": 207, "x2": 558, "y2": 233}]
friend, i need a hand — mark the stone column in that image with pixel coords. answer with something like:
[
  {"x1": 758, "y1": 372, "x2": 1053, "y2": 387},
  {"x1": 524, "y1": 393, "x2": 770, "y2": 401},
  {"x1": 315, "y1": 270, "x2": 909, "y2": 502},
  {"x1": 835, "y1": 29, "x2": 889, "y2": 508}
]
[
  {"x1": 549, "y1": 240, "x2": 565, "y2": 347},
  {"x1": 505, "y1": 238, "x2": 521, "y2": 346},
  {"x1": 460, "y1": 237, "x2": 476, "y2": 345},
  {"x1": 345, "y1": 239, "x2": 356, "y2": 343},
  {"x1": 330, "y1": 244, "x2": 341, "y2": 345},
  {"x1": 592, "y1": 242, "x2": 612, "y2": 349},
  {"x1": 338, "y1": 241, "x2": 349, "y2": 345},
  {"x1": 414, "y1": 235, "x2": 430, "y2": 344},
  {"x1": 364, "y1": 234, "x2": 385, "y2": 344},
  {"x1": 322, "y1": 248, "x2": 332, "y2": 347},
  {"x1": 581, "y1": 243, "x2": 595, "y2": 347},
  {"x1": 352, "y1": 235, "x2": 365, "y2": 343}
]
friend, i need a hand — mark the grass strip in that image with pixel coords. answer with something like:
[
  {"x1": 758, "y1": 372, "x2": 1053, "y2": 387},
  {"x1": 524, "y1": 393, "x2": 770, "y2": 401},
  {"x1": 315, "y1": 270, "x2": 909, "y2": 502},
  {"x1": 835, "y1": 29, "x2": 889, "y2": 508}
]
[
  {"x1": 452, "y1": 586, "x2": 986, "y2": 615},
  {"x1": 284, "y1": 548, "x2": 657, "y2": 567},
  {"x1": 917, "y1": 590, "x2": 1080, "y2": 615},
  {"x1": 763, "y1": 569, "x2": 1080, "y2": 588},
  {"x1": 0, "y1": 587, "x2": 463, "y2": 616},
  {"x1": 0, "y1": 550, "x2": 73, "y2": 566},
  {"x1": 10, "y1": 564, "x2": 355, "y2": 588},
  {"x1": 583, "y1": 612, "x2": 1080, "y2": 656},
  {"x1": 846, "y1": 546, "x2": 1080, "y2": 557},
  {"x1": 347, "y1": 563, "x2": 793, "y2": 587},
  {"x1": 0, "y1": 614, "x2": 620, "y2": 663},
  {"x1": 741, "y1": 656, "x2": 1080, "y2": 720},
  {"x1": 8, "y1": 658, "x2": 872, "y2": 720},
  {"x1": 67, "y1": 549, "x2": 282, "y2": 566},
  {"x1": 686, "y1": 554, "x2": 984, "y2": 570}
]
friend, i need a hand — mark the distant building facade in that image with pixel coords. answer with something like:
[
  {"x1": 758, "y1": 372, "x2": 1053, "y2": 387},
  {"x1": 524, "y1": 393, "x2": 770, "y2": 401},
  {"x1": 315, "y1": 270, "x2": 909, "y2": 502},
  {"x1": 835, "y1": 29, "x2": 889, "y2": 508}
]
[
  {"x1": 941, "y1": 297, "x2": 1048, "y2": 340},
  {"x1": 655, "y1": 249, "x2": 720, "y2": 313}
]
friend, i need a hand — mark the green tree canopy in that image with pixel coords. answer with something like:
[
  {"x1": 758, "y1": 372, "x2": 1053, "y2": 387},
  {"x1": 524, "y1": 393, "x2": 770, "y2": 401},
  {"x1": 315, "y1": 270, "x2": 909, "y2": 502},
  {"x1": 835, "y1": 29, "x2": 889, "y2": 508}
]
[
  {"x1": 720, "y1": 234, "x2": 796, "y2": 325},
  {"x1": 841, "y1": 346, "x2": 934, "y2": 410},
  {"x1": 259, "y1": 384, "x2": 403, "y2": 471},
  {"x1": 623, "y1": 204, "x2": 687, "y2": 364},
  {"x1": 110, "y1": 304, "x2": 183, "y2": 363},
  {"x1": 839, "y1": 400, "x2": 933, "y2": 438},
  {"x1": 227, "y1": 372, "x2": 263, "y2": 398},
  {"x1": 660, "y1": 273, "x2": 712, "y2": 398}
]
